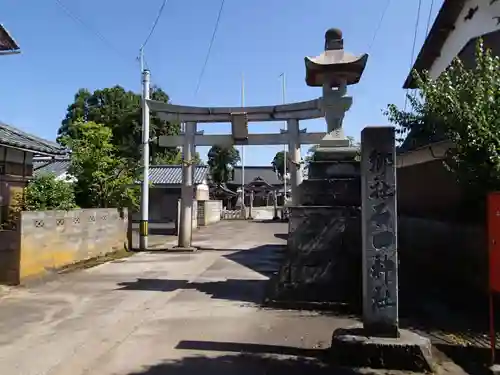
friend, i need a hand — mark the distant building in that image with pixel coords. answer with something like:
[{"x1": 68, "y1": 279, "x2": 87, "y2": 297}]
[
  {"x1": 0, "y1": 121, "x2": 67, "y2": 222},
  {"x1": 226, "y1": 166, "x2": 287, "y2": 206}
]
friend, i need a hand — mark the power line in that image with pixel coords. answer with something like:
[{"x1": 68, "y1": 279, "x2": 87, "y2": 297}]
[
  {"x1": 404, "y1": 0, "x2": 423, "y2": 111},
  {"x1": 54, "y1": 0, "x2": 134, "y2": 65},
  {"x1": 425, "y1": 0, "x2": 435, "y2": 35},
  {"x1": 140, "y1": 0, "x2": 168, "y2": 51},
  {"x1": 194, "y1": 0, "x2": 226, "y2": 96},
  {"x1": 368, "y1": 0, "x2": 392, "y2": 53}
]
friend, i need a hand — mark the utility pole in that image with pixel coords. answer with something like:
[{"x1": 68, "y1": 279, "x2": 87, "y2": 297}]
[
  {"x1": 280, "y1": 73, "x2": 287, "y2": 204},
  {"x1": 139, "y1": 66, "x2": 150, "y2": 250},
  {"x1": 241, "y1": 73, "x2": 245, "y2": 216},
  {"x1": 139, "y1": 47, "x2": 144, "y2": 75}
]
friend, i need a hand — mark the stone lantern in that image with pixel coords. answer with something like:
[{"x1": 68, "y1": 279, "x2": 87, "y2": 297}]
[{"x1": 305, "y1": 28, "x2": 368, "y2": 159}]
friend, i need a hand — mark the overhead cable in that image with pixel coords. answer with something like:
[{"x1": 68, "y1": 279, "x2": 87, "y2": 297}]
[{"x1": 194, "y1": 0, "x2": 226, "y2": 96}]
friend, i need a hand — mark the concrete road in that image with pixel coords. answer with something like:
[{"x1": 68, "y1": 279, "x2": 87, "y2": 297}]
[
  {"x1": 0, "y1": 221, "x2": 350, "y2": 375},
  {"x1": 0, "y1": 221, "x2": 465, "y2": 375}
]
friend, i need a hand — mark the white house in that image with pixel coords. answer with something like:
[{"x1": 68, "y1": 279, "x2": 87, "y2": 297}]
[{"x1": 404, "y1": 0, "x2": 500, "y2": 88}]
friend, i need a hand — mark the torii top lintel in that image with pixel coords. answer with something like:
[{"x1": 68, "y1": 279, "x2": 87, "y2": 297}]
[{"x1": 146, "y1": 97, "x2": 332, "y2": 123}]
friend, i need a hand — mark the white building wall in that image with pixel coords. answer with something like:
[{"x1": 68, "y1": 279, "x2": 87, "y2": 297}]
[{"x1": 429, "y1": 0, "x2": 500, "y2": 78}]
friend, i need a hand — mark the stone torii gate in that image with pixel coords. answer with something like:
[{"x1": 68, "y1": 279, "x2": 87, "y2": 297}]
[
  {"x1": 148, "y1": 30, "x2": 354, "y2": 250},
  {"x1": 150, "y1": 101, "x2": 325, "y2": 249}
]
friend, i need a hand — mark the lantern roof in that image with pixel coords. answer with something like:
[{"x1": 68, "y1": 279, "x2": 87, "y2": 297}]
[{"x1": 305, "y1": 28, "x2": 368, "y2": 87}]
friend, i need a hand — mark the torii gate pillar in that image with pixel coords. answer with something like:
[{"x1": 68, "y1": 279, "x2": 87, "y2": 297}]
[
  {"x1": 176, "y1": 121, "x2": 197, "y2": 250},
  {"x1": 287, "y1": 118, "x2": 302, "y2": 206}
]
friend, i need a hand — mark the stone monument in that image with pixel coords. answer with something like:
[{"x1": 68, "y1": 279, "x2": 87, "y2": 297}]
[
  {"x1": 330, "y1": 126, "x2": 433, "y2": 372},
  {"x1": 270, "y1": 28, "x2": 366, "y2": 305}
]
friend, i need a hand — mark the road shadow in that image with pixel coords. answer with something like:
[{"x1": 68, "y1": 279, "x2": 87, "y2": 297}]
[
  {"x1": 176, "y1": 340, "x2": 325, "y2": 358},
  {"x1": 117, "y1": 278, "x2": 268, "y2": 304},
  {"x1": 116, "y1": 244, "x2": 286, "y2": 304},
  {"x1": 125, "y1": 340, "x2": 366, "y2": 375},
  {"x1": 274, "y1": 233, "x2": 288, "y2": 240}
]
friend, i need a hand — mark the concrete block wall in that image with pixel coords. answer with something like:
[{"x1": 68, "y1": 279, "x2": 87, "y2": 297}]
[
  {"x1": 197, "y1": 200, "x2": 222, "y2": 226},
  {"x1": 0, "y1": 208, "x2": 128, "y2": 285}
]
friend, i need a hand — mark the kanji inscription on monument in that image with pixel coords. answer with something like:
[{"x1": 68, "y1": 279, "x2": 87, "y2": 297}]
[{"x1": 361, "y1": 126, "x2": 398, "y2": 337}]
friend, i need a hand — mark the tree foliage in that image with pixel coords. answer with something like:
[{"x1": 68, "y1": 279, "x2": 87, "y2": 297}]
[
  {"x1": 271, "y1": 151, "x2": 290, "y2": 181},
  {"x1": 386, "y1": 39, "x2": 500, "y2": 200},
  {"x1": 57, "y1": 85, "x2": 180, "y2": 163},
  {"x1": 24, "y1": 174, "x2": 77, "y2": 211},
  {"x1": 207, "y1": 145, "x2": 240, "y2": 185},
  {"x1": 62, "y1": 121, "x2": 139, "y2": 209},
  {"x1": 153, "y1": 148, "x2": 203, "y2": 166}
]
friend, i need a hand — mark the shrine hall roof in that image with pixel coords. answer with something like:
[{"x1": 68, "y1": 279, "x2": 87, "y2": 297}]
[{"x1": 228, "y1": 166, "x2": 282, "y2": 186}]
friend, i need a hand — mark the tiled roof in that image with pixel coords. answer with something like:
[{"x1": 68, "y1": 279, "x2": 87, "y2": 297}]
[
  {"x1": 0, "y1": 24, "x2": 19, "y2": 51},
  {"x1": 149, "y1": 165, "x2": 209, "y2": 185},
  {"x1": 33, "y1": 159, "x2": 71, "y2": 178},
  {"x1": 228, "y1": 166, "x2": 282, "y2": 186},
  {"x1": 33, "y1": 159, "x2": 209, "y2": 186},
  {"x1": 0, "y1": 121, "x2": 67, "y2": 155}
]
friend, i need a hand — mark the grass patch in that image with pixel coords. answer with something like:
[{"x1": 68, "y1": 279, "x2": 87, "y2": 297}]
[{"x1": 58, "y1": 247, "x2": 133, "y2": 274}]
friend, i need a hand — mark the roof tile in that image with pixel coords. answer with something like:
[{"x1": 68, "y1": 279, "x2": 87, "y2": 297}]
[
  {"x1": 33, "y1": 159, "x2": 209, "y2": 186},
  {"x1": 0, "y1": 121, "x2": 67, "y2": 155}
]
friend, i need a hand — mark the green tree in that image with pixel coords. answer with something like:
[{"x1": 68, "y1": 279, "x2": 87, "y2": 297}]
[
  {"x1": 346, "y1": 136, "x2": 360, "y2": 148},
  {"x1": 24, "y1": 174, "x2": 77, "y2": 211},
  {"x1": 63, "y1": 121, "x2": 139, "y2": 209},
  {"x1": 207, "y1": 145, "x2": 240, "y2": 185},
  {"x1": 271, "y1": 150, "x2": 290, "y2": 181},
  {"x1": 57, "y1": 85, "x2": 180, "y2": 163},
  {"x1": 386, "y1": 39, "x2": 500, "y2": 202},
  {"x1": 153, "y1": 148, "x2": 203, "y2": 165}
]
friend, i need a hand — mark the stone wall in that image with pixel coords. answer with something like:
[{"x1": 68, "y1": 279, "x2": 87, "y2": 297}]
[
  {"x1": 197, "y1": 200, "x2": 222, "y2": 226},
  {"x1": 0, "y1": 208, "x2": 128, "y2": 285}
]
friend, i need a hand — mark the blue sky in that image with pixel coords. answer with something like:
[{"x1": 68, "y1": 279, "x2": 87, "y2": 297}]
[{"x1": 1, "y1": 0, "x2": 441, "y2": 165}]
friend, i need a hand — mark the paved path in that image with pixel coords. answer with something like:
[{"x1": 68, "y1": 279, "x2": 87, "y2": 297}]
[
  {"x1": 0, "y1": 221, "x2": 466, "y2": 374},
  {"x1": 0, "y1": 221, "x2": 351, "y2": 375}
]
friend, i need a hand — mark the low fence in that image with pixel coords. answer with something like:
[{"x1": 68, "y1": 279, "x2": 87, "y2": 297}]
[
  {"x1": 0, "y1": 208, "x2": 128, "y2": 285},
  {"x1": 222, "y1": 206, "x2": 284, "y2": 221},
  {"x1": 222, "y1": 208, "x2": 246, "y2": 220}
]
